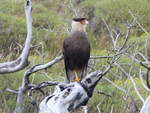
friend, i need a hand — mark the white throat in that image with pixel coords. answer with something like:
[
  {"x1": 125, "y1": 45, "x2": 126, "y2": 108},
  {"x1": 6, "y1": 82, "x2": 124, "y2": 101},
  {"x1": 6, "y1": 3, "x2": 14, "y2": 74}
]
[{"x1": 71, "y1": 21, "x2": 86, "y2": 32}]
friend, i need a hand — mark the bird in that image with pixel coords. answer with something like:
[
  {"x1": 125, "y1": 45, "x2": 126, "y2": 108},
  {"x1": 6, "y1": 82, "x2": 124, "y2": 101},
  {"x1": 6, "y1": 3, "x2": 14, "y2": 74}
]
[{"x1": 63, "y1": 18, "x2": 90, "y2": 82}]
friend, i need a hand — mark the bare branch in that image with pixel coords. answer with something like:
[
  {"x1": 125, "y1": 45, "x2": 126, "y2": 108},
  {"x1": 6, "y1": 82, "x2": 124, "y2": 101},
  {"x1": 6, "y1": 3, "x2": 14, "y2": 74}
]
[
  {"x1": 119, "y1": 27, "x2": 131, "y2": 51},
  {"x1": 140, "y1": 62, "x2": 150, "y2": 69},
  {"x1": 24, "y1": 52, "x2": 123, "y2": 77},
  {"x1": 129, "y1": 10, "x2": 148, "y2": 34},
  {"x1": 137, "y1": 52, "x2": 149, "y2": 62},
  {"x1": 25, "y1": 55, "x2": 64, "y2": 76},
  {"x1": 103, "y1": 77, "x2": 127, "y2": 94},
  {"x1": 90, "y1": 55, "x2": 113, "y2": 59},
  {"x1": 102, "y1": 18, "x2": 132, "y2": 52},
  {"x1": 90, "y1": 49, "x2": 127, "y2": 59},
  {"x1": 102, "y1": 19, "x2": 117, "y2": 49},
  {"x1": 97, "y1": 91, "x2": 112, "y2": 97},
  {"x1": 6, "y1": 88, "x2": 18, "y2": 94},
  {"x1": 97, "y1": 97, "x2": 106, "y2": 113},
  {"x1": 140, "y1": 95, "x2": 150, "y2": 113},
  {"x1": 116, "y1": 63, "x2": 145, "y2": 103},
  {"x1": 0, "y1": 0, "x2": 32, "y2": 74},
  {"x1": 130, "y1": 75, "x2": 145, "y2": 103},
  {"x1": 13, "y1": 0, "x2": 32, "y2": 113},
  {"x1": 30, "y1": 81, "x2": 59, "y2": 90}
]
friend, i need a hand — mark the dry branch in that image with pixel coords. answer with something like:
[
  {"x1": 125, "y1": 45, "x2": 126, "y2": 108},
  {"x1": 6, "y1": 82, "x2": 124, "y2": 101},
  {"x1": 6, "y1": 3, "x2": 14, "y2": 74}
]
[
  {"x1": 128, "y1": 10, "x2": 148, "y2": 34},
  {"x1": 25, "y1": 52, "x2": 124, "y2": 77},
  {"x1": 25, "y1": 55, "x2": 64, "y2": 76},
  {"x1": 140, "y1": 95, "x2": 150, "y2": 113},
  {"x1": 116, "y1": 63, "x2": 145, "y2": 103},
  {"x1": 0, "y1": 0, "x2": 32, "y2": 74},
  {"x1": 13, "y1": 0, "x2": 32, "y2": 113}
]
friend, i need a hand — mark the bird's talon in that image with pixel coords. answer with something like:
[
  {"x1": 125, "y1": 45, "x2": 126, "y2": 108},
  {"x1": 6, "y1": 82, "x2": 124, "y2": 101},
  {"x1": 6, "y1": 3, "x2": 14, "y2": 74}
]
[
  {"x1": 75, "y1": 76, "x2": 80, "y2": 82},
  {"x1": 74, "y1": 71, "x2": 81, "y2": 82}
]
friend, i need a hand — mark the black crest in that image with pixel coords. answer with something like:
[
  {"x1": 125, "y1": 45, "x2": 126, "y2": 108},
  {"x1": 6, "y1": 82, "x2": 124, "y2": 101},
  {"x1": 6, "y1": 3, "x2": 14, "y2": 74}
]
[{"x1": 73, "y1": 18, "x2": 87, "y2": 22}]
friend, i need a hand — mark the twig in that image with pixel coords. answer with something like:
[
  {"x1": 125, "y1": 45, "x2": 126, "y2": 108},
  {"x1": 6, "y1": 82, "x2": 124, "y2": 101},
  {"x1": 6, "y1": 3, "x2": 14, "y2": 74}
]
[
  {"x1": 119, "y1": 27, "x2": 131, "y2": 51},
  {"x1": 116, "y1": 63, "x2": 145, "y2": 103},
  {"x1": 97, "y1": 97, "x2": 106, "y2": 113},
  {"x1": 103, "y1": 77, "x2": 127, "y2": 93},
  {"x1": 137, "y1": 52, "x2": 149, "y2": 62},
  {"x1": 129, "y1": 10, "x2": 148, "y2": 34},
  {"x1": 25, "y1": 55, "x2": 64, "y2": 76},
  {"x1": 140, "y1": 95, "x2": 150, "y2": 113},
  {"x1": 97, "y1": 91, "x2": 112, "y2": 97},
  {"x1": 28, "y1": 81, "x2": 60, "y2": 96},
  {"x1": 6, "y1": 88, "x2": 18, "y2": 94}
]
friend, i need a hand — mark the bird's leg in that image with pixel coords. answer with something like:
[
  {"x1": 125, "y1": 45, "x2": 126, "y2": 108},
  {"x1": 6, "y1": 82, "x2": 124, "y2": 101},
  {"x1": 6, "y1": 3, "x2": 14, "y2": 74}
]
[{"x1": 74, "y1": 70, "x2": 80, "y2": 82}]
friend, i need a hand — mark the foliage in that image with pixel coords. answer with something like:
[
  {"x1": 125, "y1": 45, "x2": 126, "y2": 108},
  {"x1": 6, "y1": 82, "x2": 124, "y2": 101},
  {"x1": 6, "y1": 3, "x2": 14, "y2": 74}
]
[{"x1": 82, "y1": 0, "x2": 150, "y2": 33}]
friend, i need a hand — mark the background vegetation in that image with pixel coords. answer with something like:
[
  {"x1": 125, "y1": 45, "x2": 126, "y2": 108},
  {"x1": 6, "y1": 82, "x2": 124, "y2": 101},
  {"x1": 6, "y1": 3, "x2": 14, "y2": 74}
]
[{"x1": 0, "y1": 0, "x2": 150, "y2": 113}]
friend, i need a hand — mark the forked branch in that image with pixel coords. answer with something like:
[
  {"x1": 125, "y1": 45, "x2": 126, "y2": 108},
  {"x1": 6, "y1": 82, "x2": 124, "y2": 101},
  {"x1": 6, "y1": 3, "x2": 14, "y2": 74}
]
[{"x1": 0, "y1": 0, "x2": 32, "y2": 74}]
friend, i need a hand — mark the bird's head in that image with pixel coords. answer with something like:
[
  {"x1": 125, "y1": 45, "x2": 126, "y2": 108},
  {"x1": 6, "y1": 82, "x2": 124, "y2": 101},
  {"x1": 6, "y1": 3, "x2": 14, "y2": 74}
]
[{"x1": 71, "y1": 18, "x2": 89, "y2": 32}]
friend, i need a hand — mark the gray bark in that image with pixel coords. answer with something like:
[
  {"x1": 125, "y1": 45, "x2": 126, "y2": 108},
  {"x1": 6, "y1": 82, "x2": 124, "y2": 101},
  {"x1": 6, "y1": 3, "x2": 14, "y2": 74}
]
[
  {"x1": 140, "y1": 95, "x2": 150, "y2": 113},
  {"x1": 0, "y1": 0, "x2": 32, "y2": 74}
]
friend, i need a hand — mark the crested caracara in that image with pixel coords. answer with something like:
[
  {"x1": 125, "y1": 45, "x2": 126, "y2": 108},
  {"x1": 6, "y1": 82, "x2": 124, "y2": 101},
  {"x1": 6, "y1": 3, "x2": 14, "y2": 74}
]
[{"x1": 63, "y1": 18, "x2": 90, "y2": 82}]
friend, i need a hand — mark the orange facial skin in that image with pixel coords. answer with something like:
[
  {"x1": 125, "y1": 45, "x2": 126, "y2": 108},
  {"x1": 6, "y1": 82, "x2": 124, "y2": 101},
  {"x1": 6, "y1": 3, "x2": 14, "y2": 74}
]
[{"x1": 80, "y1": 20, "x2": 86, "y2": 25}]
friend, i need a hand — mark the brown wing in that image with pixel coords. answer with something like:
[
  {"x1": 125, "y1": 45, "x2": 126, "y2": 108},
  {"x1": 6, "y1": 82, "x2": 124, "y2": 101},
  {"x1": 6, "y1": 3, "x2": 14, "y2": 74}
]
[{"x1": 63, "y1": 31, "x2": 90, "y2": 81}]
